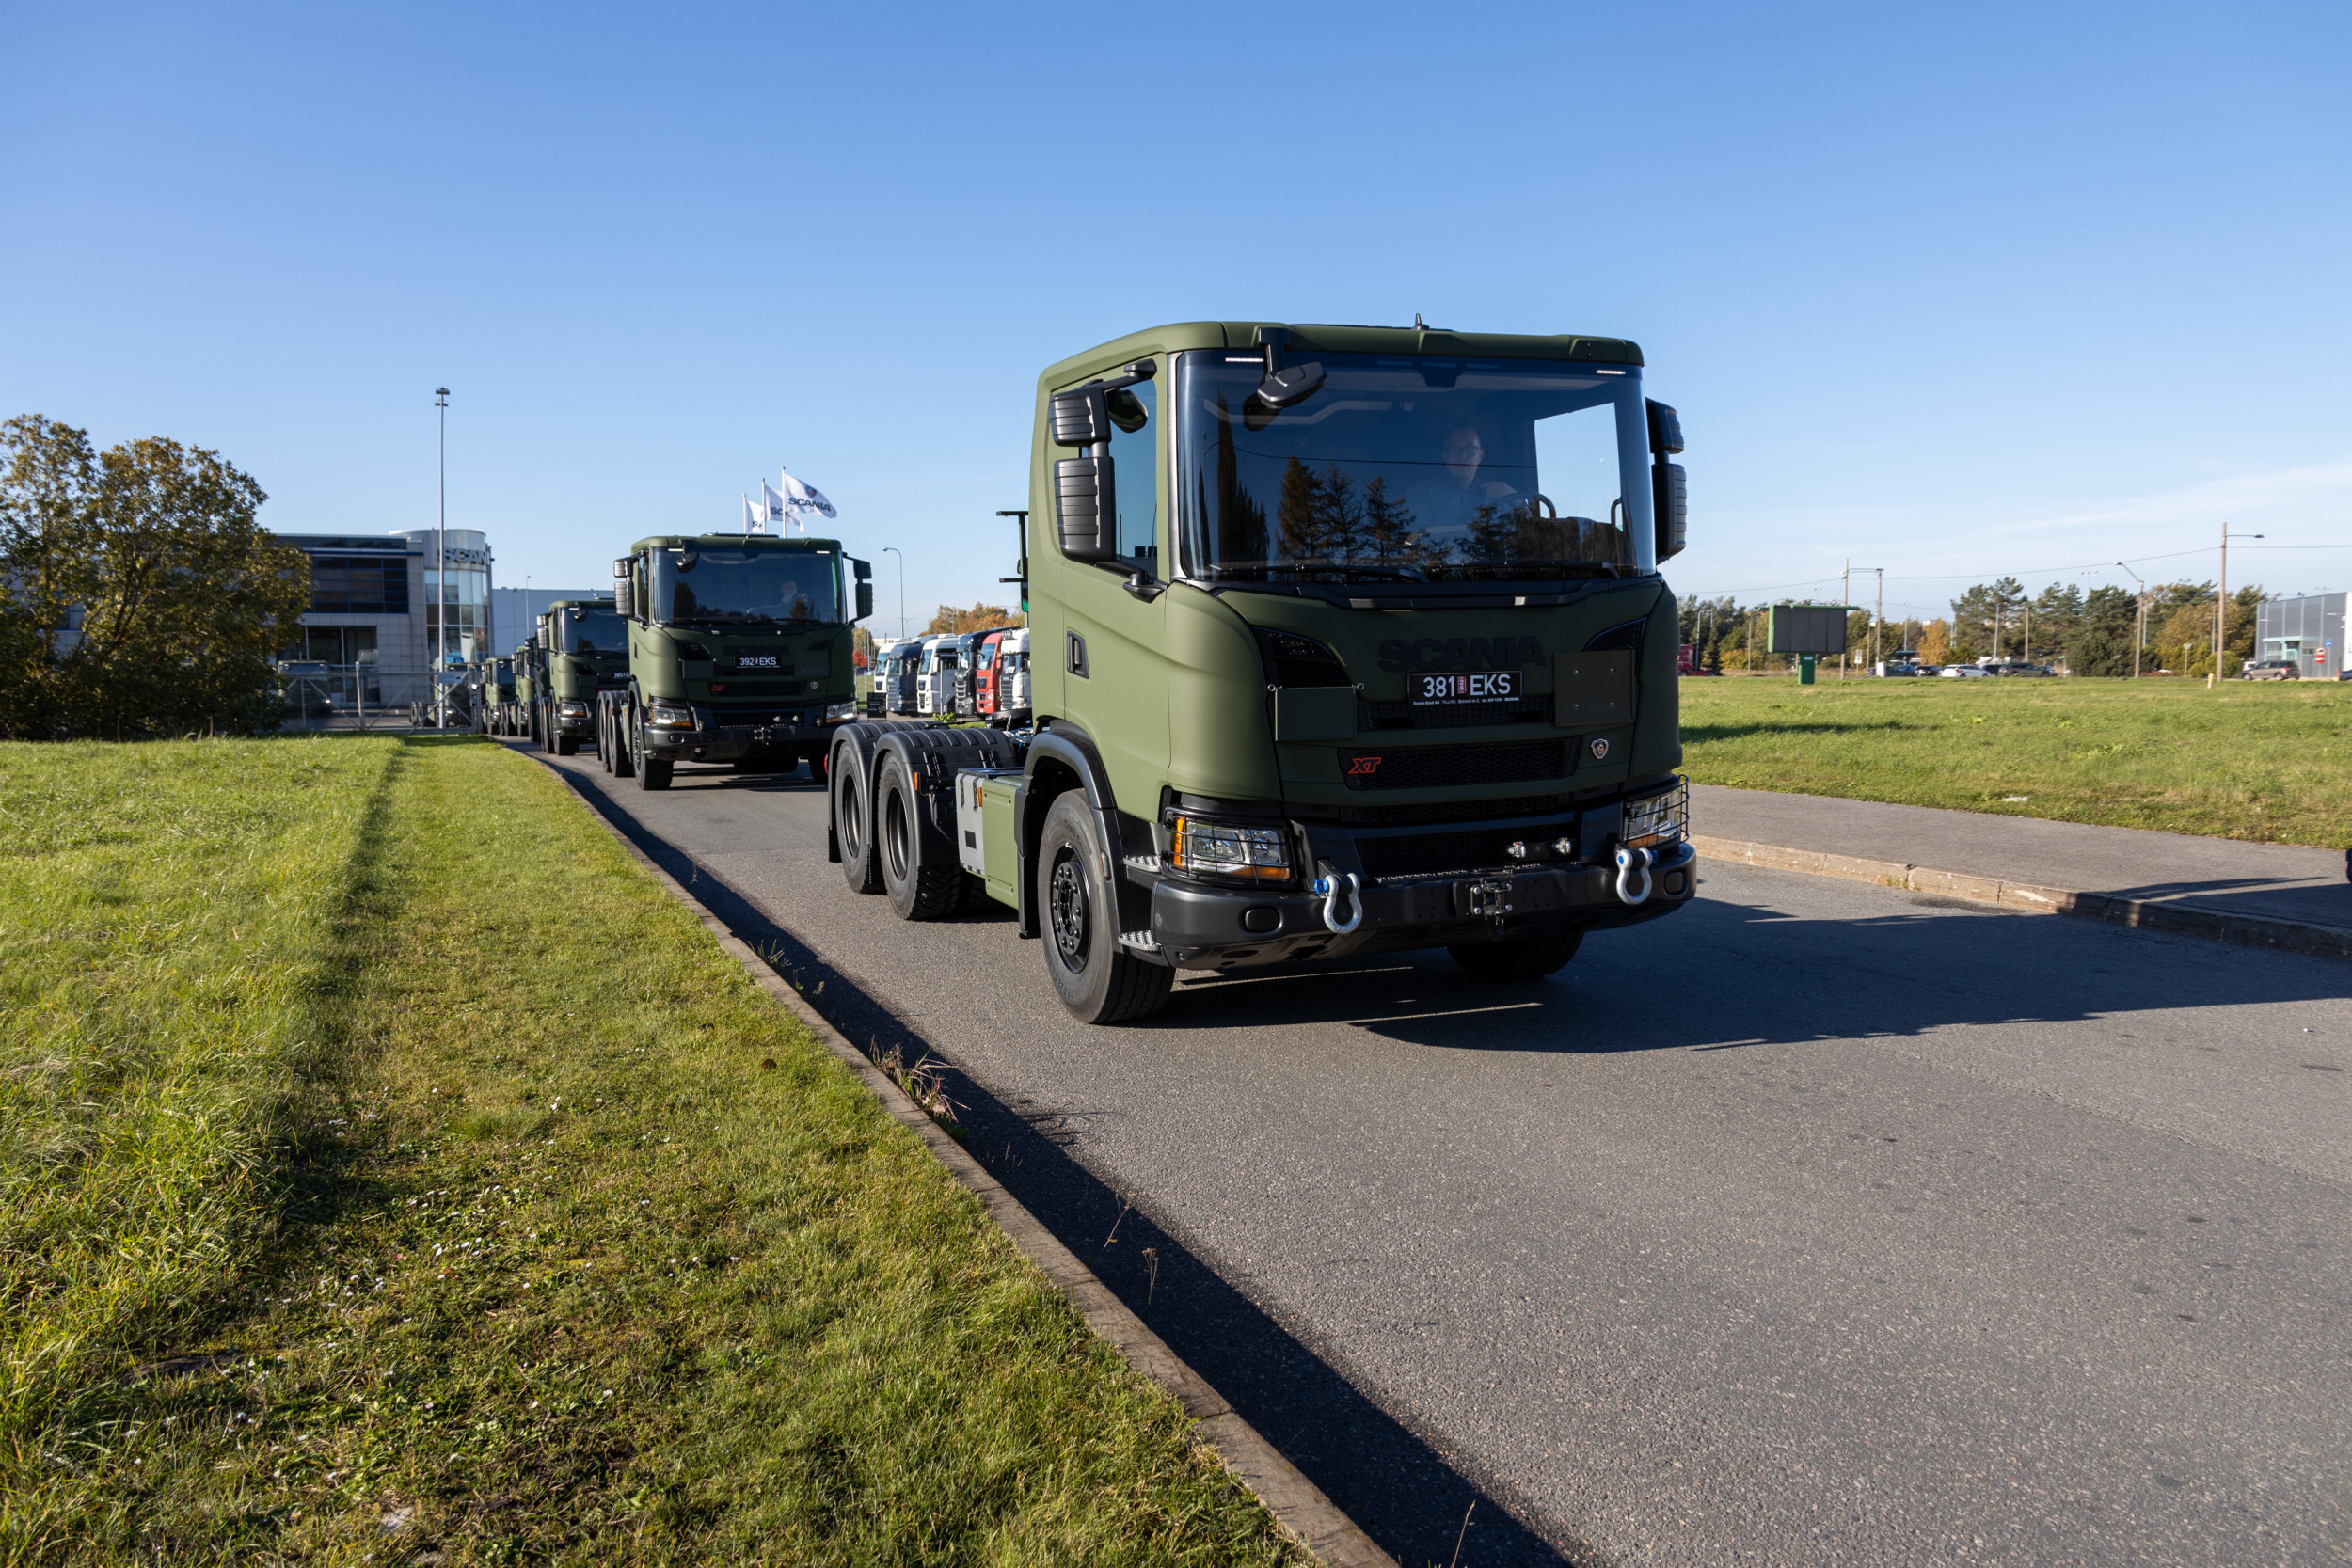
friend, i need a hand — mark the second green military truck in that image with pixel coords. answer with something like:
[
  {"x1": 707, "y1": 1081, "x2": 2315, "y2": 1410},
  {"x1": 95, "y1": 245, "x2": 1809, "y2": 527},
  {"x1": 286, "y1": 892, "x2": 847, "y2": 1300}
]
[
  {"x1": 531, "y1": 596, "x2": 628, "y2": 755},
  {"x1": 827, "y1": 320, "x2": 1696, "y2": 1024},
  {"x1": 598, "y1": 534, "x2": 871, "y2": 788}
]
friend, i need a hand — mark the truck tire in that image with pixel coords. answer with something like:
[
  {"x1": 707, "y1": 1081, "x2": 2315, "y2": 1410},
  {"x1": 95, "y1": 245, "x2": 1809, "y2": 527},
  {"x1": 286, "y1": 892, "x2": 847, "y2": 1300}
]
[
  {"x1": 1035, "y1": 791, "x2": 1173, "y2": 1025},
  {"x1": 1447, "y1": 931, "x2": 1582, "y2": 981},
  {"x1": 834, "y1": 749, "x2": 884, "y2": 894},
  {"x1": 611, "y1": 707, "x2": 636, "y2": 778},
  {"x1": 876, "y1": 752, "x2": 964, "y2": 920},
  {"x1": 633, "y1": 719, "x2": 672, "y2": 791}
]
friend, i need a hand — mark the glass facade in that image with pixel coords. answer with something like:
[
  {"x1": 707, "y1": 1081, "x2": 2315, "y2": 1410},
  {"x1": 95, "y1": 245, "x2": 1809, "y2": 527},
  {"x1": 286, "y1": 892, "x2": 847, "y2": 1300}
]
[{"x1": 424, "y1": 566, "x2": 491, "y2": 666}]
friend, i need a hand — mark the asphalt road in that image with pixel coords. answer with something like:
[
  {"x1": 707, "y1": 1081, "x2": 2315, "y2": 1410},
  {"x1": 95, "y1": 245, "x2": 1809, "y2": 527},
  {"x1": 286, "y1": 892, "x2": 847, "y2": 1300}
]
[{"x1": 532, "y1": 746, "x2": 2350, "y2": 1568}]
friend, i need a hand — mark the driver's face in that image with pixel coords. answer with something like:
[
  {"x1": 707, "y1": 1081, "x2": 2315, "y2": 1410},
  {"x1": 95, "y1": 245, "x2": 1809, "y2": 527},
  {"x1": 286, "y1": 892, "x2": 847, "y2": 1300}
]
[{"x1": 1442, "y1": 429, "x2": 1485, "y2": 485}]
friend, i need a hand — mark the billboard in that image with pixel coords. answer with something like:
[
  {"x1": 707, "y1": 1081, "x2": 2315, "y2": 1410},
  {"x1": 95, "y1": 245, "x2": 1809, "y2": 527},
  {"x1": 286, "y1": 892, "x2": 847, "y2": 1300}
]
[{"x1": 1767, "y1": 604, "x2": 1851, "y2": 656}]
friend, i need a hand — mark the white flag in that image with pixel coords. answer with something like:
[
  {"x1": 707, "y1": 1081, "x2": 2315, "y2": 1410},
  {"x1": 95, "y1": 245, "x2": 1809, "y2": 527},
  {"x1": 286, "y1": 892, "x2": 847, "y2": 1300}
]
[
  {"x1": 778, "y1": 467, "x2": 837, "y2": 520},
  {"x1": 760, "y1": 479, "x2": 790, "y2": 529},
  {"x1": 742, "y1": 494, "x2": 765, "y2": 535}
]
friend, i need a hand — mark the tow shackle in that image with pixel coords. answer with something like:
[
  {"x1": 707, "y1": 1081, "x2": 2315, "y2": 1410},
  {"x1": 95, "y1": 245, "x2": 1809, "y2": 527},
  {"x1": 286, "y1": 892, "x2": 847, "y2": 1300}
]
[
  {"x1": 1309, "y1": 870, "x2": 1364, "y2": 935},
  {"x1": 1613, "y1": 844, "x2": 1655, "y2": 906}
]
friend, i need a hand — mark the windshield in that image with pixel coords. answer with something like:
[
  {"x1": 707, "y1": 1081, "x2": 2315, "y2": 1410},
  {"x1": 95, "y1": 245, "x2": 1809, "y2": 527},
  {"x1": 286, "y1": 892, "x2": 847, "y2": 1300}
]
[
  {"x1": 1174, "y1": 351, "x2": 1653, "y2": 583},
  {"x1": 558, "y1": 609, "x2": 628, "y2": 655},
  {"x1": 650, "y1": 547, "x2": 841, "y2": 626}
]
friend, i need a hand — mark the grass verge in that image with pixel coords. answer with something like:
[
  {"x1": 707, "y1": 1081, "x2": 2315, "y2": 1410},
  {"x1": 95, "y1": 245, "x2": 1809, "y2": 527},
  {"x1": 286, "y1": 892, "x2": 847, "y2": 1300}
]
[
  {"x1": 1677, "y1": 675, "x2": 2352, "y2": 847},
  {"x1": 0, "y1": 735, "x2": 1302, "y2": 1565}
]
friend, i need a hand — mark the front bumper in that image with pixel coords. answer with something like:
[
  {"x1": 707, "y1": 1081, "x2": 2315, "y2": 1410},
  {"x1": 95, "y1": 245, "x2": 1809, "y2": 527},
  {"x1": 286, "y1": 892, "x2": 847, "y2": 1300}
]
[
  {"x1": 1139, "y1": 788, "x2": 1696, "y2": 968},
  {"x1": 644, "y1": 705, "x2": 844, "y2": 761}
]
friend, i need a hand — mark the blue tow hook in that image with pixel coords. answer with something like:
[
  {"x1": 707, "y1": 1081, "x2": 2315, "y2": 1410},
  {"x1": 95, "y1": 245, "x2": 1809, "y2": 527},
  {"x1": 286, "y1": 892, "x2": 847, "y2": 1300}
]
[
  {"x1": 1613, "y1": 844, "x2": 1655, "y2": 906},
  {"x1": 1309, "y1": 871, "x2": 1363, "y2": 935}
]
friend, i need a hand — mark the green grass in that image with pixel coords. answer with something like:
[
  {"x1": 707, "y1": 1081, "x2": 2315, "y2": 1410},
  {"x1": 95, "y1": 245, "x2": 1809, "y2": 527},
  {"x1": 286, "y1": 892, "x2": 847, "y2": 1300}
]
[
  {"x1": 0, "y1": 736, "x2": 1302, "y2": 1566},
  {"x1": 1677, "y1": 674, "x2": 2352, "y2": 847}
]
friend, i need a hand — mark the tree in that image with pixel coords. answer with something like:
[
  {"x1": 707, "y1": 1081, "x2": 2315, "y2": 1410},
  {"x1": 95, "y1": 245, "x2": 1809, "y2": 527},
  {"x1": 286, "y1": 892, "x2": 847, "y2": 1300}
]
[
  {"x1": 2068, "y1": 627, "x2": 2130, "y2": 677},
  {"x1": 1, "y1": 415, "x2": 308, "y2": 739},
  {"x1": 1951, "y1": 577, "x2": 2026, "y2": 659},
  {"x1": 924, "y1": 602, "x2": 1020, "y2": 636},
  {"x1": 1916, "y1": 619, "x2": 1951, "y2": 666}
]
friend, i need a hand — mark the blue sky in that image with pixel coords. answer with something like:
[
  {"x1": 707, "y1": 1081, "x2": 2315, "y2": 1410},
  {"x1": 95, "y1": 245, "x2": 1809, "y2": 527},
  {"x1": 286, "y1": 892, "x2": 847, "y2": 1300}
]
[{"x1": 5, "y1": 1, "x2": 2346, "y2": 634}]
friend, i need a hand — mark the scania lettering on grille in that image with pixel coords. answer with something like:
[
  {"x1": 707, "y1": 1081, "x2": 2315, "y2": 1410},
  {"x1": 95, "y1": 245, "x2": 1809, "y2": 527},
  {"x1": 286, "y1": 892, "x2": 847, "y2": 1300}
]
[{"x1": 1377, "y1": 636, "x2": 1544, "y2": 673}]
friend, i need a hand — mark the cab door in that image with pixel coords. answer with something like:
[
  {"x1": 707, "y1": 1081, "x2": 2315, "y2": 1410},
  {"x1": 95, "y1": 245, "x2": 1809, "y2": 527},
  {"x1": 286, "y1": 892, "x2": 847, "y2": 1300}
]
[{"x1": 1050, "y1": 358, "x2": 1169, "y2": 811}]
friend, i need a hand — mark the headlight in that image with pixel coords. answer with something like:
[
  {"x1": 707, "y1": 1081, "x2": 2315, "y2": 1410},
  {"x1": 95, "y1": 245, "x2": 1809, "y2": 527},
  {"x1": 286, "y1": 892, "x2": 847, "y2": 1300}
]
[
  {"x1": 558, "y1": 700, "x2": 590, "y2": 718},
  {"x1": 647, "y1": 702, "x2": 695, "y2": 730},
  {"x1": 1623, "y1": 779, "x2": 1688, "y2": 848},
  {"x1": 1169, "y1": 815, "x2": 1294, "y2": 882},
  {"x1": 824, "y1": 701, "x2": 858, "y2": 721}
]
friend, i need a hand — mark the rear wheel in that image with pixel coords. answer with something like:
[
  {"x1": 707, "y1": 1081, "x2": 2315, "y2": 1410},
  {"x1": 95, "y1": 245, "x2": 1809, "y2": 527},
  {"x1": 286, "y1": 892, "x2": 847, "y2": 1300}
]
[
  {"x1": 877, "y1": 752, "x2": 965, "y2": 920},
  {"x1": 1035, "y1": 791, "x2": 1172, "y2": 1025},
  {"x1": 1447, "y1": 931, "x2": 1582, "y2": 981},
  {"x1": 611, "y1": 705, "x2": 637, "y2": 777},
  {"x1": 834, "y1": 747, "x2": 883, "y2": 894}
]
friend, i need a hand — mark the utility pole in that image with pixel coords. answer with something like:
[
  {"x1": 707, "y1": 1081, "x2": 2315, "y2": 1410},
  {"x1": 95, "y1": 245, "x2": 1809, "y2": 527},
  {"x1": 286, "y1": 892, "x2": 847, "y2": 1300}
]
[
  {"x1": 2025, "y1": 595, "x2": 2032, "y2": 666},
  {"x1": 435, "y1": 387, "x2": 450, "y2": 728},
  {"x1": 2215, "y1": 523, "x2": 2265, "y2": 686},
  {"x1": 2117, "y1": 562, "x2": 2144, "y2": 679},
  {"x1": 1873, "y1": 567, "x2": 1885, "y2": 672},
  {"x1": 1840, "y1": 560, "x2": 1851, "y2": 678}
]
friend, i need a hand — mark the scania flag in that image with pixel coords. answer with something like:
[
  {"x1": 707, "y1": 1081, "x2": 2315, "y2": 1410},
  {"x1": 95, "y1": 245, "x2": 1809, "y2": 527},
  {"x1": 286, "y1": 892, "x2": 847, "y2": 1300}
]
[{"x1": 778, "y1": 467, "x2": 836, "y2": 520}]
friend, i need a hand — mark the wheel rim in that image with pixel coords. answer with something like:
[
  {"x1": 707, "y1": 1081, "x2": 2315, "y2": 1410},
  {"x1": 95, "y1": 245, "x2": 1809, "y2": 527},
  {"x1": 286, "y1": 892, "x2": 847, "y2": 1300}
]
[
  {"x1": 1048, "y1": 849, "x2": 1089, "y2": 973},
  {"x1": 882, "y1": 780, "x2": 911, "y2": 884}
]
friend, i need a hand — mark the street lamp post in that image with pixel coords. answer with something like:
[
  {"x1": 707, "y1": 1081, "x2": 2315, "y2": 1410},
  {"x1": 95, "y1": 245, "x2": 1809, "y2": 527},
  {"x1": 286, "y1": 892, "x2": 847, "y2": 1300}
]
[
  {"x1": 435, "y1": 387, "x2": 450, "y2": 728},
  {"x1": 2117, "y1": 562, "x2": 2145, "y2": 679},
  {"x1": 882, "y1": 546, "x2": 905, "y2": 641}
]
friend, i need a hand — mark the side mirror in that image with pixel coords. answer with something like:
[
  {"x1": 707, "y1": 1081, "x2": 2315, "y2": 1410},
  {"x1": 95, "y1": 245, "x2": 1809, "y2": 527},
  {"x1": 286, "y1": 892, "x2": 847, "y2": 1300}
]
[
  {"x1": 1647, "y1": 401, "x2": 1687, "y2": 562},
  {"x1": 855, "y1": 581, "x2": 874, "y2": 621},
  {"x1": 1052, "y1": 386, "x2": 1109, "y2": 446},
  {"x1": 851, "y1": 557, "x2": 872, "y2": 581},
  {"x1": 1055, "y1": 455, "x2": 1119, "y2": 562}
]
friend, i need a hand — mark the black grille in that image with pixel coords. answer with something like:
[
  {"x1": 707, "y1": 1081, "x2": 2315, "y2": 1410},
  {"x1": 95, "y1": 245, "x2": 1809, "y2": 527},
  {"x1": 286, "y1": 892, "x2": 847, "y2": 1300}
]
[
  {"x1": 706, "y1": 679, "x2": 810, "y2": 697},
  {"x1": 1357, "y1": 828, "x2": 1539, "y2": 880},
  {"x1": 1340, "y1": 793, "x2": 1574, "y2": 827},
  {"x1": 1255, "y1": 627, "x2": 1352, "y2": 687},
  {"x1": 1358, "y1": 696, "x2": 1549, "y2": 730},
  {"x1": 1339, "y1": 738, "x2": 1573, "y2": 792}
]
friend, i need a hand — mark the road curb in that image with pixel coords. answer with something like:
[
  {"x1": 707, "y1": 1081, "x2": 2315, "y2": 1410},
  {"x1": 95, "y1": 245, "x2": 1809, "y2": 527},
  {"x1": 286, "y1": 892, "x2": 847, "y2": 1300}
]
[
  {"x1": 530, "y1": 753, "x2": 1395, "y2": 1568},
  {"x1": 1691, "y1": 833, "x2": 2352, "y2": 962}
]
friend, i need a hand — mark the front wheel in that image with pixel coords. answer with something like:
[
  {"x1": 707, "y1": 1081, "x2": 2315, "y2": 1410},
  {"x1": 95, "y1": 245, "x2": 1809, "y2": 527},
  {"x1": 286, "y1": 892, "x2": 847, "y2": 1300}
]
[
  {"x1": 1447, "y1": 931, "x2": 1582, "y2": 981},
  {"x1": 633, "y1": 718, "x2": 672, "y2": 790},
  {"x1": 1035, "y1": 791, "x2": 1172, "y2": 1025},
  {"x1": 611, "y1": 706, "x2": 636, "y2": 778}
]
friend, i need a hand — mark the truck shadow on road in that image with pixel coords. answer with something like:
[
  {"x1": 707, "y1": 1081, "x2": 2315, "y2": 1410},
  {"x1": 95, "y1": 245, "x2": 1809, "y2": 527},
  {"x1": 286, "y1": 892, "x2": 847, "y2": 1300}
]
[
  {"x1": 1154, "y1": 875, "x2": 2350, "y2": 1054},
  {"x1": 564, "y1": 779, "x2": 1591, "y2": 1568}
]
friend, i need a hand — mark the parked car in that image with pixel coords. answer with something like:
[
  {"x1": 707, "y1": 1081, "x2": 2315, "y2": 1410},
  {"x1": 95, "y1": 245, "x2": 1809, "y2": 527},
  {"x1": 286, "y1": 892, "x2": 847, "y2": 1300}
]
[
  {"x1": 1939, "y1": 665, "x2": 1992, "y2": 678},
  {"x1": 2243, "y1": 658, "x2": 2299, "y2": 681}
]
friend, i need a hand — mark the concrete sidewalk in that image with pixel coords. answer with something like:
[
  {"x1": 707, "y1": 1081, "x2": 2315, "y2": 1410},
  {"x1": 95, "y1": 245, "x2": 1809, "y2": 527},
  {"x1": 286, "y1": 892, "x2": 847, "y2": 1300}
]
[{"x1": 1690, "y1": 784, "x2": 2352, "y2": 958}]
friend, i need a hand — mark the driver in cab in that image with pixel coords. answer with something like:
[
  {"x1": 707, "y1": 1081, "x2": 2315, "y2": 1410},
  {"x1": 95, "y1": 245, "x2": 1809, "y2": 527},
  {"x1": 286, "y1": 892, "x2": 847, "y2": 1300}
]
[{"x1": 1405, "y1": 424, "x2": 1521, "y2": 532}]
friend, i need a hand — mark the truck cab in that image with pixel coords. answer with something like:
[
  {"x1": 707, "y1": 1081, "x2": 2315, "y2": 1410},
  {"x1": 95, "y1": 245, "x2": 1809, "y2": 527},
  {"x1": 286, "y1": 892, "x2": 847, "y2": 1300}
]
[
  {"x1": 828, "y1": 320, "x2": 1694, "y2": 1024},
  {"x1": 603, "y1": 534, "x2": 873, "y2": 790},
  {"x1": 915, "y1": 635, "x2": 959, "y2": 716},
  {"x1": 972, "y1": 626, "x2": 1013, "y2": 717},
  {"x1": 881, "y1": 639, "x2": 921, "y2": 713},
  {"x1": 534, "y1": 597, "x2": 626, "y2": 755}
]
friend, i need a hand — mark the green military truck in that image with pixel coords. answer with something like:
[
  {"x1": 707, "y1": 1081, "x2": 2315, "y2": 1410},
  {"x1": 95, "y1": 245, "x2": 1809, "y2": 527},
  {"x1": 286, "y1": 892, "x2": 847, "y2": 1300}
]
[
  {"x1": 532, "y1": 596, "x2": 628, "y2": 755},
  {"x1": 473, "y1": 655, "x2": 517, "y2": 736},
  {"x1": 826, "y1": 320, "x2": 1695, "y2": 1024},
  {"x1": 598, "y1": 534, "x2": 872, "y2": 790},
  {"x1": 512, "y1": 640, "x2": 541, "y2": 742}
]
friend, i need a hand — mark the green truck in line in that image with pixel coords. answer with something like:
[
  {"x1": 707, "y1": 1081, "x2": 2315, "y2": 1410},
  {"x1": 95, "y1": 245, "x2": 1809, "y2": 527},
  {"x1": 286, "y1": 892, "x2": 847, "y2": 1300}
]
[
  {"x1": 825, "y1": 320, "x2": 1696, "y2": 1024},
  {"x1": 597, "y1": 534, "x2": 872, "y2": 789},
  {"x1": 532, "y1": 595, "x2": 628, "y2": 755}
]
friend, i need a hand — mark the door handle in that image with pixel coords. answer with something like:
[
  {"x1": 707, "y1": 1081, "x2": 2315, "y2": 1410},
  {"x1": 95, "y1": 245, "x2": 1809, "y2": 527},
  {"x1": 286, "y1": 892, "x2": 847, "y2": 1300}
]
[{"x1": 1065, "y1": 631, "x2": 1089, "y2": 679}]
